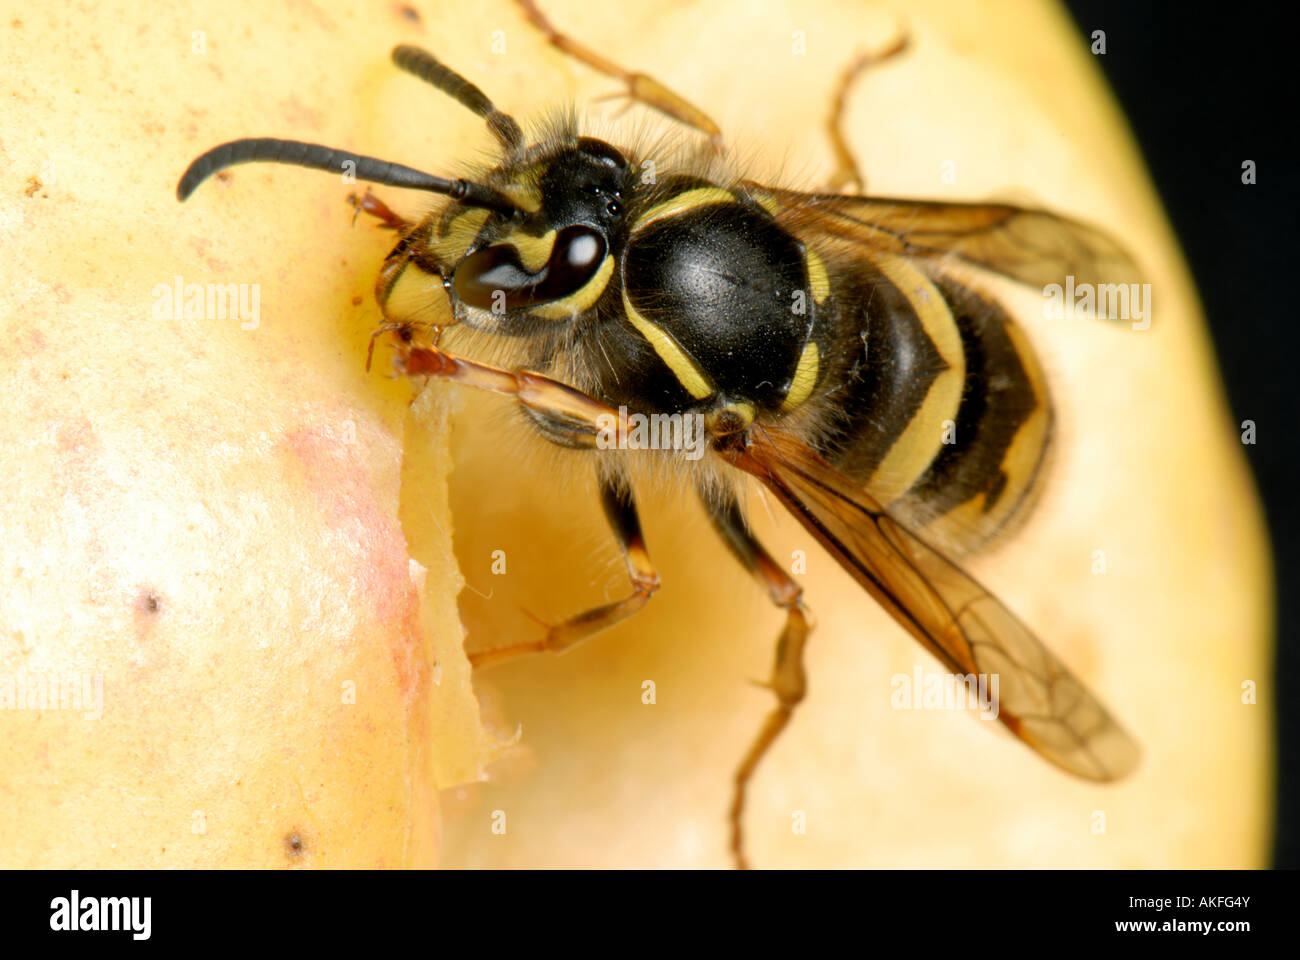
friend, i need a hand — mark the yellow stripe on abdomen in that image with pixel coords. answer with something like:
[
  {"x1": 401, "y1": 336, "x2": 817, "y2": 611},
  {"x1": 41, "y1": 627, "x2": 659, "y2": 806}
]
[{"x1": 863, "y1": 252, "x2": 966, "y2": 505}]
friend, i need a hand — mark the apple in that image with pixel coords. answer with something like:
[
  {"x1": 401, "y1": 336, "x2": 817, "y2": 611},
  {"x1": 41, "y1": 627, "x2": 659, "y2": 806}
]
[{"x1": 0, "y1": 0, "x2": 1271, "y2": 868}]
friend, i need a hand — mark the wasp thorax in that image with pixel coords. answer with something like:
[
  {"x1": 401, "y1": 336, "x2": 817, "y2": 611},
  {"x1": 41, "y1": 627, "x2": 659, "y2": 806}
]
[{"x1": 622, "y1": 194, "x2": 817, "y2": 411}]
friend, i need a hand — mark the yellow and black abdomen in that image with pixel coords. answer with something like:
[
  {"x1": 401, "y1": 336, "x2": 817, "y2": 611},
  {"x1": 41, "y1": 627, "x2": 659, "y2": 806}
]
[{"x1": 813, "y1": 255, "x2": 1053, "y2": 555}]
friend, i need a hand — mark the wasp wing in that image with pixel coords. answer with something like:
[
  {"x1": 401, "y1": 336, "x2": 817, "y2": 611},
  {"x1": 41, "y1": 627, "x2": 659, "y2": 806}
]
[
  {"x1": 750, "y1": 184, "x2": 1138, "y2": 290},
  {"x1": 719, "y1": 427, "x2": 1139, "y2": 781}
]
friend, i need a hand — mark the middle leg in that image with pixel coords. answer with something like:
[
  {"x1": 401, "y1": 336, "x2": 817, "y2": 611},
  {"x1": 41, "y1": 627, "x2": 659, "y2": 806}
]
[{"x1": 703, "y1": 488, "x2": 813, "y2": 870}]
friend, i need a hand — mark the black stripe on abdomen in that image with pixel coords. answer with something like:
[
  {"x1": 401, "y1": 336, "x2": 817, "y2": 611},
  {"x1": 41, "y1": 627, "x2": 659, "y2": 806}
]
[
  {"x1": 899, "y1": 276, "x2": 1050, "y2": 547},
  {"x1": 819, "y1": 263, "x2": 951, "y2": 483}
]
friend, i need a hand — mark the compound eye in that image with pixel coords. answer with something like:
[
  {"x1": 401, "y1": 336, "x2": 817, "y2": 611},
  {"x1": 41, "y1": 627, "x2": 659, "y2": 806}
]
[{"x1": 453, "y1": 225, "x2": 608, "y2": 312}]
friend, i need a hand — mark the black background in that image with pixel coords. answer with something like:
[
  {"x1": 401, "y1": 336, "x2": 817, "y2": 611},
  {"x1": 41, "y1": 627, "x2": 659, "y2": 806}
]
[
  {"x1": 1062, "y1": 2, "x2": 1298, "y2": 866},
  {"x1": 2, "y1": 868, "x2": 1282, "y2": 942}
]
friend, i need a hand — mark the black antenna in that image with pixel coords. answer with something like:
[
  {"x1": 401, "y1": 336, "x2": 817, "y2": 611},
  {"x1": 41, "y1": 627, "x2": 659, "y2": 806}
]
[
  {"x1": 175, "y1": 137, "x2": 520, "y2": 216},
  {"x1": 391, "y1": 45, "x2": 523, "y2": 151}
]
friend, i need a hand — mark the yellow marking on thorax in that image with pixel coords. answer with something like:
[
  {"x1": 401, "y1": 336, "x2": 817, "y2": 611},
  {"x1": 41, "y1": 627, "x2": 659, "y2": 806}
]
[
  {"x1": 706, "y1": 401, "x2": 755, "y2": 435},
  {"x1": 781, "y1": 341, "x2": 821, "y2": 411},
  {"x1": 621, "y1": 291, "x2": 713, "y2": 399},
  {"x1": 531, "y1": 255, "x2": 616, "y2": 320},
  {"x1": 804, "y1": 247, "x2": 831, "y2": 304},
  {"x1": 746, "y1": 188, "x2": 781, "y2": 217},
  {"x1": 632, "y1": 187, "x2": 737, "y2": 233},
  {"x1": 865, "y1": 252, "x2": 966, "y2": 505},
  {"x1": 500, "y1": 181, "x2": 542, "y2": 213}
]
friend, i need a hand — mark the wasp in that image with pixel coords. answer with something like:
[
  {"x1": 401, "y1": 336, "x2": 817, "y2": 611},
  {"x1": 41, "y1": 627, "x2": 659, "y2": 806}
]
[{"x1": 177, "y1": 6, "x2": 1140, "y2": 868}]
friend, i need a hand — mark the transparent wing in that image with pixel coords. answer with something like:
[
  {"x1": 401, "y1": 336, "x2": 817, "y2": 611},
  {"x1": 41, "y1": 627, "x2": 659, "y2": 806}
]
[
  {"x1": 750, "y1": 183, "x2": 1139, "y2": 289},
  {"x1": 719, "y1": 427, "x2": 1140, "y2": 781}
]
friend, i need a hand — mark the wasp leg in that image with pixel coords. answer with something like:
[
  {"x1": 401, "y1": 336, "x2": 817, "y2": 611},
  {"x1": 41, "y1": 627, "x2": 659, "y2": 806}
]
[
  {"x1": 393, "y1": 344, "x2": 651, "y2": 661},
  {"x1": 365, "y1": 320, "x2": 417, "y2": 373},
  {"x1": 392, "y1": 345, "x2": 652, "y2": 661},
  {"x1": 348, "y1": 188, "x2": 409, "y2": 230},
  {"x1": 704, "y1": 489, "x2": 812, "y2": 870},
  {"x1": 513, "y1": 0, "x2": 722, "y2": 149},
  {"x1": 399, "y1": 344, "x2": 634, "y2": 445},
  {"x1": 825, "y1": 28, "x2": 910, "y2": 193},
  {"x1": 470, "y1": 478, "x2": 660, "y2": 668}
]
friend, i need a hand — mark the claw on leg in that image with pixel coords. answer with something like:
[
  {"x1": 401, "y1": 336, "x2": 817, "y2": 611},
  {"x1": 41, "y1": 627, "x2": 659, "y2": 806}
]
[
  {"x1": 729, "y1": 587, "x2": 811, "y2": 870},
  {"x1": 365, "y1": 321, "x2": 414, "y2": 373},
  {"x1": 348, "y1": 188, "x2": 409, "y2": 230}
]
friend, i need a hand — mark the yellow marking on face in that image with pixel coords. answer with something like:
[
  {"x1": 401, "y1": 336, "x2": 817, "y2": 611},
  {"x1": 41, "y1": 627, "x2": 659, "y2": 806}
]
[
  {"x1": 531, "y1": 255, "x2": 616, "y2": 320},
  {"x1": 382, "y1": 261, "x2": 444, "y2": 324},
  {"x1": 804, "y1": 247, "x2": 831, "y2": 304},
  {"x1": 621, "y1": 291, "x2": 713, "y2": 399},
  {"x1": 432, "y1": 207, "x2": 490, "y2": 265},
  {"x1": 509, "y1": 229, "x2": 558, "y2": 273},
  {"x1": 781, "y1": 341, "x2": 821, "y2": 411},
  {"x1": 866, "y1": 252, "x2": 966, "y2": 505},
  {"x1": 632, "y1": 187, "x2": 737, "y2": 233}
]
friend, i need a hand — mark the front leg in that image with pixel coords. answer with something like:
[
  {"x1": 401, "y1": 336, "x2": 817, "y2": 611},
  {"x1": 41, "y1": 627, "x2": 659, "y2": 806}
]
[
  {"x1": 348, "y1": 188, "x2": 409, "y2": 230},
  {"x1": 397, "y1": 343, "x2": 655, "y2": 666},
  {"x1": 400, "y1": 344, "x2": 633, "y2": 446}
]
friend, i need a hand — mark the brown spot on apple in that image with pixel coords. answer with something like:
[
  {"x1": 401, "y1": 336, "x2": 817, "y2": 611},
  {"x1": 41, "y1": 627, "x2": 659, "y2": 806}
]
[{"x1": 284, "y1": 829, "x2": 307, "y2": 860}]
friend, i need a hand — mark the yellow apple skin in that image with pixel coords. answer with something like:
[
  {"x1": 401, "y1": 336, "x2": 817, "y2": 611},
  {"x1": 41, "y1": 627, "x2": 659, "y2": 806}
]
[
  {"x1": 0, "y1": 0, "x2": 487, "y2": 867},
  {"x1": 0, "y1": 0, "x2": 1271, "y2": 870}
]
